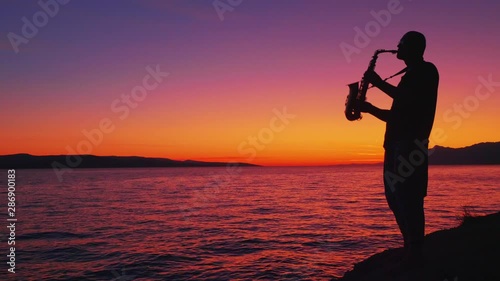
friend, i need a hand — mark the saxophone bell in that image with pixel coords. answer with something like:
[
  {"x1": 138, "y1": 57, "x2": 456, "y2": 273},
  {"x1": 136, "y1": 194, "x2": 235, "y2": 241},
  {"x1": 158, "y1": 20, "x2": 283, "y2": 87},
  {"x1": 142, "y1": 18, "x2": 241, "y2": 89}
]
[{"x1": 345, "y1": 82, "x2": 362, "y2": 121}]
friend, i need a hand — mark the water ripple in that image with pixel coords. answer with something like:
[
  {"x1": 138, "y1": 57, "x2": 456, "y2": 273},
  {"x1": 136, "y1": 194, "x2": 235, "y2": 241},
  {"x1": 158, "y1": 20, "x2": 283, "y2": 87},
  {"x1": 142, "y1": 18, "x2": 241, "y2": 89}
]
[{"x1": 11, "y1": 166, "x2": 500, "y2": 280}]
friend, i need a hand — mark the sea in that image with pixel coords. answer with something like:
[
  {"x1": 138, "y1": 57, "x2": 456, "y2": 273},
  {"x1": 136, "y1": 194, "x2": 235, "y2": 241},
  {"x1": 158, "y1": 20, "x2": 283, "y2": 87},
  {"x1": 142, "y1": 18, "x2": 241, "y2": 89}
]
[{"x1": 1, "y1": 165, "x2": 499, "y2": 280}]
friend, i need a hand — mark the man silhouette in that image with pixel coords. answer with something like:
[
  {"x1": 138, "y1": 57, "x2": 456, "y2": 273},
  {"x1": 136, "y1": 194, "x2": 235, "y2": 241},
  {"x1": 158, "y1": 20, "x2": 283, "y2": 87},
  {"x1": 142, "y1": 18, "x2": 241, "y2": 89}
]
[{"x1": 359, "y1": 31, "x2": 439, "y2": 264}]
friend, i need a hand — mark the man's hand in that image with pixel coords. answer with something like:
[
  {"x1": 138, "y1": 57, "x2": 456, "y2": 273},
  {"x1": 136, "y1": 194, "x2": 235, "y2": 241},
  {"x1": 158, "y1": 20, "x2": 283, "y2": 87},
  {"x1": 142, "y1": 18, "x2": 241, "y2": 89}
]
[
  {"x1": 356, "y1": 101, "x2": 389, "y2": 122},
  {"x1": 357, "y1": 100, "x2": 373, "y2": 113},
  {"x1": 364, "y1": 70, "x2": 383, "y2": 87}
]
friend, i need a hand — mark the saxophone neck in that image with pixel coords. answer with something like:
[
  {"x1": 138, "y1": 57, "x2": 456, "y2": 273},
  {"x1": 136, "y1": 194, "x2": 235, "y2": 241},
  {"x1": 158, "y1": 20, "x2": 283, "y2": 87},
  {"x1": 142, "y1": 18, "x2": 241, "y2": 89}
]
[
  {"x1": 369, "y1": 49, "x2": 397, "y2": 67},
  {"x1": 375, "y1": 49, "x2": 397, "y2": 55}
]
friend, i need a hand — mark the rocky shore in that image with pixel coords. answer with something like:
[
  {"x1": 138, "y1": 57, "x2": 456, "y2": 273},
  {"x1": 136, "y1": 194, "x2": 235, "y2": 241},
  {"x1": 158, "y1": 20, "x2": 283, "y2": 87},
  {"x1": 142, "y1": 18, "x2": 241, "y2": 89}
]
[{"x1": 334, "y1": 211, "x2": 500, "y2": 281}]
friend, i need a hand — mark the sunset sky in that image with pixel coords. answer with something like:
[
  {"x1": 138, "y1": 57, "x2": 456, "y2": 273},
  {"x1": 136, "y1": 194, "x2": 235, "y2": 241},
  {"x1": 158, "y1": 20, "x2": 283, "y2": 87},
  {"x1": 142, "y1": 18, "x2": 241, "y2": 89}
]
[{"x1": 1, "y1": 0, "x2": 499, "y2": 165}]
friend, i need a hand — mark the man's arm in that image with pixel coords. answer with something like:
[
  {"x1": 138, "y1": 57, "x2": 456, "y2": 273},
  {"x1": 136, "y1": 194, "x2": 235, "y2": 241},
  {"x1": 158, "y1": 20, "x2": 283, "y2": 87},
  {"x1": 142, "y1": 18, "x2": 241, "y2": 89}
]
[
  {"x1": 359, "y1": 101, "x2": 390, "y2": 122},
  {"x1": 373, "y1": 80, "x2": 398, "y2": 99},
  {"x1": 364, "y1": 70, "x2": 398, "y2": 99}
]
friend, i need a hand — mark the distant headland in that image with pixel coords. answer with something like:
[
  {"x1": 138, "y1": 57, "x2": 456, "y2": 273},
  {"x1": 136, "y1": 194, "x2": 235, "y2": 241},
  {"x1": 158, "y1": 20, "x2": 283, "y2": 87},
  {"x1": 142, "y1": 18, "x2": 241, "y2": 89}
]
[
  {"x1": 0, "y1": 142, "x2": 498, "y2": 169},
  {"x1": 0, "y1": 154, "x2": 259, "y2": 169},
  {"x1": 429, "y1": 141, "x2": 500, "y2": 165}
]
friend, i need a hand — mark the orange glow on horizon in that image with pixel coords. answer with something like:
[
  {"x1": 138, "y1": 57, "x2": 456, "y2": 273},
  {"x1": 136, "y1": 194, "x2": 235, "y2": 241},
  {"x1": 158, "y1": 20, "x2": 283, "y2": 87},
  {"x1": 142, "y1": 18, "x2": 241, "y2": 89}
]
[{"x1": 2, "y1": 2, "x2": 499, "y2": 165}]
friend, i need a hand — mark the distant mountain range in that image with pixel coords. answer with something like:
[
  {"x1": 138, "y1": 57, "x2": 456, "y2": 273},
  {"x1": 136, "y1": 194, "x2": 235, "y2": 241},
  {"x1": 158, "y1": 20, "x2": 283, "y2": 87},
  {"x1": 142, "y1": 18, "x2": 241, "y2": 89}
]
[
  {"x1": 0, "y1": 142, "x2": 498, "y2": 169},
  {"x1": 429, "y1": 142, "x2": 500, "y2": 165},
  {"x1": 0, "y1": 154, "x2": 258, "y2": 169}
]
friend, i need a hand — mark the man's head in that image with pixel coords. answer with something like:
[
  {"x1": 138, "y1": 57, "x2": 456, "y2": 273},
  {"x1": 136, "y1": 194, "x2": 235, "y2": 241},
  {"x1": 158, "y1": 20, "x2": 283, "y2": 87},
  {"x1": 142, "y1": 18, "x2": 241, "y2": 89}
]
[{"x1": 397, "y1": 31, "x2": 426, "y2": 60}]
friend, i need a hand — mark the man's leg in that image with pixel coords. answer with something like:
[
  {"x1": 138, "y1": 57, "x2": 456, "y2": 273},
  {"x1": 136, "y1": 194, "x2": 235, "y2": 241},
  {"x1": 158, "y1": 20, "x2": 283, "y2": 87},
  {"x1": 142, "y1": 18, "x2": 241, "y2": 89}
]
[
  {"x1": 384, "y1": 180, "x2": 408, "y2": 246},
  {"x1": 384, "y1": 148, "x2": 409, "y2": 247},
  {"x1": 401, "y1": 151, "x2": 428, "y2": 261},
  {"x1": 399, "y1": 187, "x2": 425, "y2": 262}
]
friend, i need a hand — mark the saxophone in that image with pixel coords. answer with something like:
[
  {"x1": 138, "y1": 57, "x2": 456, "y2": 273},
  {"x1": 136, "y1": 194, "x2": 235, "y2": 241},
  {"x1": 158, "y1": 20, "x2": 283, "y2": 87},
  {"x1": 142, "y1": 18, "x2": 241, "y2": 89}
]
[{"x1": 345, "y1": 49, "x2": 397, "y2": 121}]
